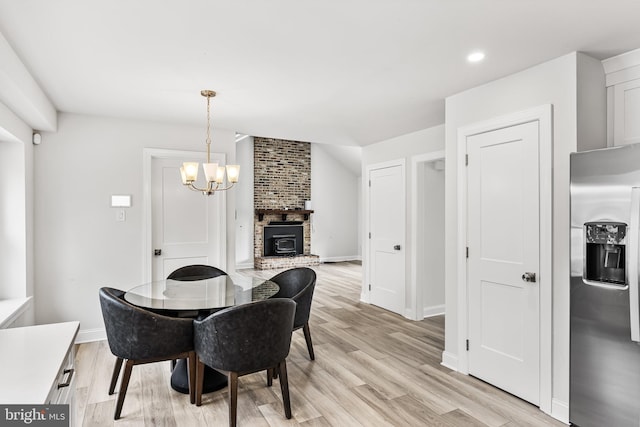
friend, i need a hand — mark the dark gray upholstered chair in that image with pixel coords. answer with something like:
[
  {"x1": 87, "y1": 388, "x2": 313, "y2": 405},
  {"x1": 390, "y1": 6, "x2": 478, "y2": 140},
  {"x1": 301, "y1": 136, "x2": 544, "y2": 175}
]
[
  {"x1": 167, "y1": 264, "x2": 227, "y2": 281},
  {"x1": 99, "y1": 287, "x2": 196, "y2": 420},
  {"x1": 194, "y1": 298, "x2": 296, "y2": 427},
  {"x1": 268, "y1": 267, "x2": 317, "y2": 360},
  {"x1": 165, "y1": 264, "x2": 228, "y2": 369}
]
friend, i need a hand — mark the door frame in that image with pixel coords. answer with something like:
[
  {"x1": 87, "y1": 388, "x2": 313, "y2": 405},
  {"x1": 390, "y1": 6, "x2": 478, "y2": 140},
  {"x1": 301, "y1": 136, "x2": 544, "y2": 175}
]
[
  {"x1": 362, "y1": 159, "x2": 406, "y2": 308},
  {"x1": 410, "y1": 150, "x2": 445, "y2": 320},
  {"x1": 456, "y1": 105, "x2": 553, "y2": 414},
  {"x1": 142, "y1": 148, "x2": 227, "y2": 282}
]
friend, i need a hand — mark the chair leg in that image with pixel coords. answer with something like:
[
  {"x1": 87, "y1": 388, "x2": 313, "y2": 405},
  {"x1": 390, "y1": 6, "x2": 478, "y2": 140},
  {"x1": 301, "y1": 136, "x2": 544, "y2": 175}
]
[
  {"x1": 108, "y1": 357, "x2": 123, "y2": 395},
  {"x1": 195, "y1": 359, "x2": 205, "y2": 406},
  {"x1": 114, "y1": 359, "x2": 134, "y2": 420},
  {"x1": 228, "y1": 372, "x2": 239, "y2": 427},
  {"x1": 278, "y1": 361, "x2": 292, "y2": 419},
  {"x1": 303, "y1": 322, "x2": 315, "y2": 360},
  {"x1": 267, "y1": 367, "x2": 273, "y2": 387},
  {"x1": 187, "y1": 352, "x2": 196, "y2": 404}
]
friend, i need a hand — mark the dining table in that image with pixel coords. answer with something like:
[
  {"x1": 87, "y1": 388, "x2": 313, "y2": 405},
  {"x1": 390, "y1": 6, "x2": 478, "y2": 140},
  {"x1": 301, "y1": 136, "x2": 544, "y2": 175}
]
[{"x1": 124, "y1": 274, "x2": 279, "y2": 394}]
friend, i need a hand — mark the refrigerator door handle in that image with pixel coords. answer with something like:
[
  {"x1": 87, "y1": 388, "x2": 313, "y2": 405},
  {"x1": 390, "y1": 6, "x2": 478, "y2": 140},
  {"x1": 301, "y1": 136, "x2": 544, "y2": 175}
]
[{"x1": 628, "y1": 187, "x2": 640, "y2": 343}]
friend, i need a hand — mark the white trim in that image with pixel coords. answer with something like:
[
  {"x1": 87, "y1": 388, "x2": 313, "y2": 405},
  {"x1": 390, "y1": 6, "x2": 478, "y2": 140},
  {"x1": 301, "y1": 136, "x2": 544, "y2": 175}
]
[
  {"x1": 550, "y1": 398, "x2": 570, "y2": 424},
  {"x1": 602, "y1": 49, "x2": 640, "y2": 87},
  {"x1": 456, "y1": 126, "x2": 470, "y2": 374},
  {"x1": 363, "y1": 159, "x2": 406, "y2": 307},
  {"x1": 456, "y1": 104, "x2": 553, "y2": 415},
  {"x1": 235, "y1": 262, "x2": 255, "y2": 270},
  {"x1": 423, "y1": 304, "x2": 445, "y2": 318},
  {"x1": 441, "y1": 351, "x2": 459, "y2": 371},
  {"x1": 410, "y1": 151, "x2": 445, "y2": 321},
  {"x1": 604, "y1": 65, "x2": 640, "y2": 87},
  {"x1": 404, "y1": 308, "x2": 416, "y2": 319},
  {"x1": 142, "y1": 148, "x2": 227, "y2": 283},
  {"x1": 319, "y1": 255, "x2": 361, "y2": 263},
  {"x1": 602, "y1": 48, "x2": 640, "y2": 77},
  {"x1": 76, "y1": 328, "x2": 106, "y2": 343},
  {"x1": 0, "y1": 297, "x2": 32, "y2": 329}
]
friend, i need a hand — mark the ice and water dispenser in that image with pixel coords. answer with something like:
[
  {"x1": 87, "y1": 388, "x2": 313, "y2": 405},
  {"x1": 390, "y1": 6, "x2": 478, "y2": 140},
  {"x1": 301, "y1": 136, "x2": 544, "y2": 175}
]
[{"x1": 584, "y1": 222, "x2": 627, "y2": 286}]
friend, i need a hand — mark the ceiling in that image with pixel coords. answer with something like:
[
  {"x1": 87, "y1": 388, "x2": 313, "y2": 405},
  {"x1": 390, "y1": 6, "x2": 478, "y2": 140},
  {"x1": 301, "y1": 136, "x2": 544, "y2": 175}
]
[{"x1": 1, "y1": 1, "x2": 640, "y2": 147}]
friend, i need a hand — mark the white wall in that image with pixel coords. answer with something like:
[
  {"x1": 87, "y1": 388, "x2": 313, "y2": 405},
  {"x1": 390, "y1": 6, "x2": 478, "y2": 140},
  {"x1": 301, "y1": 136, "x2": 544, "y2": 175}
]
[
  {"x1": 34, "y1": 113, "x2": 236, "y2": 340},
  {"x1": 311, "y1": 144, "x2": 361, "y2": 261},
  {"x1": 420, "y1": 160, "x2": 445, "y2": 315},
  {"x1": 444, "y1": 52, "x2": 606, "y2": 419},
  {"x1": 235, "y1": 136, "x2": 254, "y2": 268},
  {"x1": 362, "y1": 125, "x2": 445, "y2": 313}
]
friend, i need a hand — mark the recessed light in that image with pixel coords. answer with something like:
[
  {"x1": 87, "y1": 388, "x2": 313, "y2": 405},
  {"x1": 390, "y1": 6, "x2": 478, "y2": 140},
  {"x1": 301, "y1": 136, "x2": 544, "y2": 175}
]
[{"x1": 467, "y1": 51, "x2": 485, "y2": 63}]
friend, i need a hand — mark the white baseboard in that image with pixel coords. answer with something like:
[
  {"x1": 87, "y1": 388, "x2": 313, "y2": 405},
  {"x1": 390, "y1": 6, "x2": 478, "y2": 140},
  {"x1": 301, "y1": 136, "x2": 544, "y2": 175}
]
[
  {"x1": 76, "y1": 327, "x2": 106, "y2": 343},
  {"x1": 423, "y1": 304, "x2": 445, "y2": 318},
  {"x1": 320, "y1": 255, "x2": 362, "y2": 263},
  {"x1": 441, "y1": 351, "x2": 458, "y2": 371},
  {"x1": 404, "y1": 308, "x2": 417, "y2": 320},
  {"x1": 551, "y1": 398, "x2": 570, "y2": 424},
  {"x1": 360, "y1": 288, "x2": 370, "y2": 304}
]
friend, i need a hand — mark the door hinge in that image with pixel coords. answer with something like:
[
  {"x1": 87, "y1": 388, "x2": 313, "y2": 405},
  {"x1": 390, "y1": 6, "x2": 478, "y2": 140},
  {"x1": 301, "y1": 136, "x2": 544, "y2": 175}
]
[
  {"x1": 369, "y1": 180, "x2": 371, "y2": 187},
  {"x1": 368, "y1": 284, "x2": 371, "y2": 291},
  {"x1": 368, "y1": 232, "x2": 371, "y2": 239},
  {"x1": 466, "y1": 339, "x2": 469, "y2": 351},
  {"x1": 465, "y1": 154, "x2": 469, "y2": 166},
  {"x1": 466, "y1": 247, "x2": 469, "y2": 258}
]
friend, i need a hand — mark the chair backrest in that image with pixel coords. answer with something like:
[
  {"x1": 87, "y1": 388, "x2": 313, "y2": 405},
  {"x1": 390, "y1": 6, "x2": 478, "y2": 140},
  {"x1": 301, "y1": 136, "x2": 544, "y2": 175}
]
[
  {"x1": 194, "y1": 298, "x2": 295, "y2": 373},
  {"x1": 167, "y1": 264, "x2": 227, "y2": 281},
  {"x1": 270, "y1": 267, "x2": 316, "y2": 328},
  {"x1": 99, "y1": 287, "x2": 194, "y2": 360}
]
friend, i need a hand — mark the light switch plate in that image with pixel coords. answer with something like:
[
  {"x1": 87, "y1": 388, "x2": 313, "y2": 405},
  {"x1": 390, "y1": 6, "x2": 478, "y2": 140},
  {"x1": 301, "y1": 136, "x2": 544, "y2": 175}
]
[{"x1": 111, "y1": 195, "x2": 131, "y2": 207}]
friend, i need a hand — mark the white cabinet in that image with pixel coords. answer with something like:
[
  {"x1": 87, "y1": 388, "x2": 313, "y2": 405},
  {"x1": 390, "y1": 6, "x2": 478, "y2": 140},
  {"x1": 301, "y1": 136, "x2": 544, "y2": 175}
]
[
  {"x1": 0, "y1": 322, "x2": 79, "y2": 424},
  {"x1": 604, "y1": 48, "x2": 640, "y2": 147}
]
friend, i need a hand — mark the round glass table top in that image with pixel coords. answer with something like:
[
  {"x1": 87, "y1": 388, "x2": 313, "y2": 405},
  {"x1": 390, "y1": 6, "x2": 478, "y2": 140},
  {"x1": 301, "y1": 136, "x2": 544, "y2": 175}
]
[{"x1": 124, "y1": 275, "x2": 279, "y2": 311}]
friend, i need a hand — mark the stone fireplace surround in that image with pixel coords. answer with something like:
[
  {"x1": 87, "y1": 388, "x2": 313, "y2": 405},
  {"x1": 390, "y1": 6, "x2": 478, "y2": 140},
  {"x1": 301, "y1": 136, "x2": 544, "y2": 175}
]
[{"x1": 253, "y1": 137, "x2": 319, "y2": 270}]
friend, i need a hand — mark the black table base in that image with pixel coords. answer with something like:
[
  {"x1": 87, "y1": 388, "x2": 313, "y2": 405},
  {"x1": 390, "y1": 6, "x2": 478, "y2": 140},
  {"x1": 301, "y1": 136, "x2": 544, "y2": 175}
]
[{"x1": 170, "y1": 358, "x2": 227, "y2": 394}]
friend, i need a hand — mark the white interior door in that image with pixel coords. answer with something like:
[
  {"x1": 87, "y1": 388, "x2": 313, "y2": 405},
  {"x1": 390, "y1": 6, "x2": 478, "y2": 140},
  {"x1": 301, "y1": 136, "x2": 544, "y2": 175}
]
[
  {"x1": 466, "y1": 121, "x2": 540, "y2": 405},
  {"x1": 369, "y1": 164, "x2": 405, "y2": 314},
  {"x1": 151, "y1": 153, "x2": 226, "y2": 280}
]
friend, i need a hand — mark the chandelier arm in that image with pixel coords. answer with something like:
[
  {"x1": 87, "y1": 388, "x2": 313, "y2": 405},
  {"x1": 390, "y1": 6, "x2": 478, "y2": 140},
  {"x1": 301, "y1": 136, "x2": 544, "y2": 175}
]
[
  {"x1": 186, "y1": 183, "x2": 207, "y2": 192},
  {"x1": 184, "y1": 181, "x2": 234, "y2": 194},
  {"x1": 212, "y1": 182, "x2": 236, "y2": 191}
]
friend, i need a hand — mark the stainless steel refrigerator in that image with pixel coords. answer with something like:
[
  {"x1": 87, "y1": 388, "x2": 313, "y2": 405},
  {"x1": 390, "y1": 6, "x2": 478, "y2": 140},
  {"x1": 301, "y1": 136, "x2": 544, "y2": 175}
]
[{"x1": 570, "y1": 144, "x2": 640, "y2": 427}]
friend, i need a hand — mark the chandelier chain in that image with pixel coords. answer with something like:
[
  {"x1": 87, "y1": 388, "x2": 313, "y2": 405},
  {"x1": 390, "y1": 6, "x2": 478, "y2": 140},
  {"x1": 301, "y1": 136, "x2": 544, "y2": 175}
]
[{"x1": 205, "y1": 93, "x2": 211, "y2": 163}]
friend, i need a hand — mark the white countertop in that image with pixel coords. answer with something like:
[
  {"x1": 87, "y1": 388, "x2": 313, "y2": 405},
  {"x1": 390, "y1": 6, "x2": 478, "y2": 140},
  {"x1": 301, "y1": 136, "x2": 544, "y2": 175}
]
[{"x1": 0, "y1": 321, "x2": 79, "y2": 404}]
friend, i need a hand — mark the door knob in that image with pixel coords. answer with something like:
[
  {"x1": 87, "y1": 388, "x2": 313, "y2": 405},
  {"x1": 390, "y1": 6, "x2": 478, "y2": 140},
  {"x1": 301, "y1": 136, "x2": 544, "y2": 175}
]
[
  {"x1": 154, "y1": 249, "x2": 162, "y2": 256},
  {"x1": 522, "y1": 272, "x2": 536, "y2": 283},
  {"x1": 393, "y1": 245, "x2": 401, "y2": 250}
]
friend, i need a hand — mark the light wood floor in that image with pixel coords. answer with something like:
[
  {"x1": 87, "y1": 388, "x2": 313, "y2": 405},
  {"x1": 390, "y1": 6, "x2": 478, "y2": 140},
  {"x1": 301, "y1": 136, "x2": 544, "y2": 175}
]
[{"x1": 77, "y1": 261, "x2": 565, "y2": 426}]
